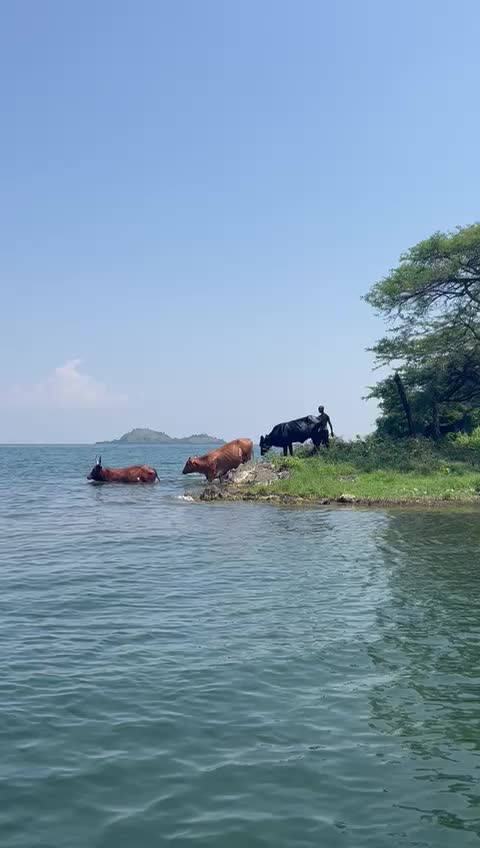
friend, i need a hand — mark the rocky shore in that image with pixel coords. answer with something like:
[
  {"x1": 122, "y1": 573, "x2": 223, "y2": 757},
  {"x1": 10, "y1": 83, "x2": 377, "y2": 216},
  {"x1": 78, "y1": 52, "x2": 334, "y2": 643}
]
[
  {"x1": 199, "y1": 461, "x2": 290, "y2": 501},
  {"x1": 198, "y1": 461, "x2": 356, "y2": 504},
  {"x1": 195, "y1": 459, "x2": 479, "y2": 508}
]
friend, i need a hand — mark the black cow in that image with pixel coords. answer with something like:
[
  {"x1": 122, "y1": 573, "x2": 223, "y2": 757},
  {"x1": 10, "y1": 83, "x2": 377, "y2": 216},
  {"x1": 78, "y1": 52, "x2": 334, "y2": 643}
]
[{"x1": 260, "y1": 416, "x2": 326, "y2": 457}]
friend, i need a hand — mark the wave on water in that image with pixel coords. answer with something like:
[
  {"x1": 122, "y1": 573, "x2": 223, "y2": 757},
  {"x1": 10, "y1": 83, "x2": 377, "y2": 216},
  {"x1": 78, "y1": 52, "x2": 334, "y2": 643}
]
[{"x1": 2, "y1": 445, "x2": 480, "y2": 847}]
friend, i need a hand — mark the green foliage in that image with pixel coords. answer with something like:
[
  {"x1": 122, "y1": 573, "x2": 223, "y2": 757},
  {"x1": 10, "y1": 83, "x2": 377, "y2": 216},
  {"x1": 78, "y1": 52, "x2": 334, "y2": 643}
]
[
  {"x1": 368, "y1": 369, "x2": 480, "y2": 439},
  {"x1": 451, "y1": 426, "x2": 480, "y2": 446},
  {"x1": 365, "y1": 224, "x2": 480, "y2": 438},
  {"x1": 365, "y1": 223, "x2": 480, "y2": 328},
  {"x1": 266, "y1": 437, "x2": 480, "y2": 502},
  {"x1": 295, "y1": 436, "x2": 448, "y2": 473},
  {"x1": 267, "y1": 457, "x2": 480, "y2": 503},
  {"x1": 444, "y1": 427, "x2": 480, "y2": 466}
]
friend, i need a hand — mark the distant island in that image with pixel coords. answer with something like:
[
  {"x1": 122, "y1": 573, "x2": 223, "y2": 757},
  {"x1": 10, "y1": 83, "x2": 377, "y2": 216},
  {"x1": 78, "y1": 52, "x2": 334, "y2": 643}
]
[{"x1": 96, "y1": 428, "x2": 225, "y2": 445}]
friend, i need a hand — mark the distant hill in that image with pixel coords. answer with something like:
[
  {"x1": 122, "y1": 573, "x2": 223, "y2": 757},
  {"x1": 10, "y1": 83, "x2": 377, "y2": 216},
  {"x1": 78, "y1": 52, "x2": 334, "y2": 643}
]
[{"x1": 96, "y1": 428, "x2": 224, "y2": 445}]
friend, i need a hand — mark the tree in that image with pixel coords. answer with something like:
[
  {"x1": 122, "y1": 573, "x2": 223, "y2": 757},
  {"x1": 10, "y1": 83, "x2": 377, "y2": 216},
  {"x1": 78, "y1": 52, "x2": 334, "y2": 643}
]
[
  {"x1": 365, "y1": 224, "x2": 480, "y2": 438},
  {"x1": 368, "y1": 364, "x2": 480, "y2": 439},
  {"x1": 365, "y1": 223, "x2": 480, "y2": 343},
  {"x1": 393, "y1": 372, "x2": 415, "y2": 437}
]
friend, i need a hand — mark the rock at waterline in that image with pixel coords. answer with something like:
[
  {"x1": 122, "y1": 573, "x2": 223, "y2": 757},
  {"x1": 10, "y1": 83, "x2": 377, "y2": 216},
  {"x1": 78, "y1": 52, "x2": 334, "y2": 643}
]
[
  {"x1": 337, "y1": 493, "x2": 357, "y2": 504},
  {"x1": 199, "y1": 461, "x2": 290, "y2": 501}
]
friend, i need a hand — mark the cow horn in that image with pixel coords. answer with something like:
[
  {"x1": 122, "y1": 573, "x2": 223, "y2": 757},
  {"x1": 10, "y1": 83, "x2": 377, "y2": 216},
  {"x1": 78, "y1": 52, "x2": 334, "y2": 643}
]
[{"x1": 98, "y1": 455, "x2": 102, "y2": 465}]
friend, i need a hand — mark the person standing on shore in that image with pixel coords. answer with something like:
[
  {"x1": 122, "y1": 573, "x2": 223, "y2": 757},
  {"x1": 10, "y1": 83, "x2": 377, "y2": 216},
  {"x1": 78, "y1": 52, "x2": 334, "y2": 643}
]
[{"x1": 316, "y1": 405, "x2": 334, "y2": 449}]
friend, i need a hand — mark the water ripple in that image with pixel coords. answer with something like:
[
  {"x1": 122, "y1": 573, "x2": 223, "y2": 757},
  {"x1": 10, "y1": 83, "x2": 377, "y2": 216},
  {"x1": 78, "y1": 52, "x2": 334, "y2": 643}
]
[{"x1": 1, "y1": 446, "x2": 480, "y2": 846}]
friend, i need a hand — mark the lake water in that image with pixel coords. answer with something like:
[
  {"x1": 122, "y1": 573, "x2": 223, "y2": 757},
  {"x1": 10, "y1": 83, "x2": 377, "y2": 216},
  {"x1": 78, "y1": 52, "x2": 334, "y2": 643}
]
[{"x1": 2, "y1": 444, "x2": 480, "y2": 847}]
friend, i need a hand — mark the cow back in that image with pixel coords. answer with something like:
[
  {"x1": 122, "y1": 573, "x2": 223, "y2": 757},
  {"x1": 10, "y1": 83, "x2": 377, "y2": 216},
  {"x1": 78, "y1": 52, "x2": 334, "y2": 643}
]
[
  {"x1": 214, "y1": 443, "x2": 243, "y2": 478},
  {"x1": 104, "y1": 465, "x2": 157, "y2": 483},
  {"x1": 267, "y1": 416, "x2": 317, "y2": 447}
]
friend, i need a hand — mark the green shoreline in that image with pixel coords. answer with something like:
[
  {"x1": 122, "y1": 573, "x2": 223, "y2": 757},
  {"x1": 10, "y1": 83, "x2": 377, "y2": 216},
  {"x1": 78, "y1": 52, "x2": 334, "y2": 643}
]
[
  {"x1": 198, "y1": 445, "x2": 480, "y2": 507},
  {"x1": 265, "y1": 462, "x2": 480, "y2": 505},
  {"x1": 204, "y1": 491, "x2": 480, "y2": 508}
]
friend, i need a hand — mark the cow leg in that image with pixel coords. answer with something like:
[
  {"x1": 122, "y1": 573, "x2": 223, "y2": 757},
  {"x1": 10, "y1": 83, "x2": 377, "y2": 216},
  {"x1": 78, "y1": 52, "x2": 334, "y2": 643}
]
[
  {"x1": 283, "y1": 445, "x2": 288, "y2": 457},
  {"x1": 289, "y1": 443, "x2": 294, "y2": 457}
]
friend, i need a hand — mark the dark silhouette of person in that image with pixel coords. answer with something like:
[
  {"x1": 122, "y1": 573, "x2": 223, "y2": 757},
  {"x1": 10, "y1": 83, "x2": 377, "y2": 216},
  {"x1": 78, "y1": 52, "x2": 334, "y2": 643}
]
[{"x1": 316, "y1": 405, "x2": 334, "y2": 448}]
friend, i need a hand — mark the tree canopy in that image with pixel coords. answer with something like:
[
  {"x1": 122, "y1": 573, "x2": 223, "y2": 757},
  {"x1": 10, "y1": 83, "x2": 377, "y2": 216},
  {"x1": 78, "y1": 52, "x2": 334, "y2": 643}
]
[
  {"x1": 365, "y1": 223, "x2": 480, "y2": 339},
  {"x1": 365, "y1": 224, "x2": 480, "y2": 438}
]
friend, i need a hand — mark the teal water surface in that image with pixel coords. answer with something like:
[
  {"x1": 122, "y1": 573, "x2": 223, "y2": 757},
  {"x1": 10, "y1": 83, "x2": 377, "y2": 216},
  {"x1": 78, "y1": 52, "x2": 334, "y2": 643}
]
[{"x1": 2, "y1": 444, "x2": 480, "y2": 847}]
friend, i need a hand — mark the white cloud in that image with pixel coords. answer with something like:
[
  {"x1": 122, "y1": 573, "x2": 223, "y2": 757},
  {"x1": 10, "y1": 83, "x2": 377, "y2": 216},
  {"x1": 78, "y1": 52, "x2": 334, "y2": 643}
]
[{"x1": 4, "y1": 359, "x2": 127, "y2": 410}]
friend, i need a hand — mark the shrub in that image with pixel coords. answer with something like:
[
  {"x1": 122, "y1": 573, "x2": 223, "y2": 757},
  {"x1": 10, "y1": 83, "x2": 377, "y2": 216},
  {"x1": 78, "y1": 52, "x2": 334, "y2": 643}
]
[
  {"x1": 295, "y1": 435, "x2": 447, "y2": 474},
  {"x1": 451, "y1": 426, "x2": 480, "y2": 447},
  {"x1": 444, "y1": 427, "x2": 480, "y2": 467}
]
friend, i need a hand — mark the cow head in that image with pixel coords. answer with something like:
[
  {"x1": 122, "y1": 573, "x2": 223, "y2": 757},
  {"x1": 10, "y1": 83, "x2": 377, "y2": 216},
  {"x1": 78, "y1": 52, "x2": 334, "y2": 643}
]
[
  {"x1": 87, "y1": 456, "x2": 104, "y2": 481},
  {"x1": 182, "y1": 457, "x2": 197, "y2": 475},
  {"x1": 259, "y1": 436, "x2": 270, "y2": 456}
]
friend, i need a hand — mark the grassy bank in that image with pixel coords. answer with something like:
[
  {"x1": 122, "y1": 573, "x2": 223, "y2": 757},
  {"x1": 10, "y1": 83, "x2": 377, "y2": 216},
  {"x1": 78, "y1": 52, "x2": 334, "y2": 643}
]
[{"x1": 252, "y1": 437, "x2": 480, "y2": 505}]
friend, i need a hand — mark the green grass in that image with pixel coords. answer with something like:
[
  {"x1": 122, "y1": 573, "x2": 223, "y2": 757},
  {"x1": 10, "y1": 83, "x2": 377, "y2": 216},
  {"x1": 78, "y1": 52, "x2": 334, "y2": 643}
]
[{"x1": 250, "y1": 439, "x2": 480, "y2": 504}]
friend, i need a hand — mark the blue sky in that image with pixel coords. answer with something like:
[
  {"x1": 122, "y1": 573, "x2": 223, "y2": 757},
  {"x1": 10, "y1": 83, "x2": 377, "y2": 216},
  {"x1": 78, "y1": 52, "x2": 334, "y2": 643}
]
[{"x1": 1, "y1": 0, "x2": 479, "y2": 443}]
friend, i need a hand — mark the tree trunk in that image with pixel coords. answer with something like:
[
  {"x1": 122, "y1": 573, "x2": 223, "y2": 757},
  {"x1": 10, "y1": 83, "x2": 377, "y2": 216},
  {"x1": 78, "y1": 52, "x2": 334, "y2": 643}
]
[
  {"x1": 393, "y1": 372, "x2": 415, "y2": 437},
  {"x1": 431, "y1": 395, "x2": 441, "y2": 440}
]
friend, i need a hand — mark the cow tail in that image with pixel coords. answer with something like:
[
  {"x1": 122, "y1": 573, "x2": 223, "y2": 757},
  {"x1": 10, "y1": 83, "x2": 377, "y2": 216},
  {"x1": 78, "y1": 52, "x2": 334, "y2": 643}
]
[{"x1": 154, "y1": 468, "x2": 160, "y2": 482}]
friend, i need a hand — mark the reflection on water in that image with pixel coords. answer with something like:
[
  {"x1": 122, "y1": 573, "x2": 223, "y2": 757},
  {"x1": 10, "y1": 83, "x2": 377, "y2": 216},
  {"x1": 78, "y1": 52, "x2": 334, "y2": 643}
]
[{"x1": 368, "y1": 511, "x2": 480, "y2": 842}]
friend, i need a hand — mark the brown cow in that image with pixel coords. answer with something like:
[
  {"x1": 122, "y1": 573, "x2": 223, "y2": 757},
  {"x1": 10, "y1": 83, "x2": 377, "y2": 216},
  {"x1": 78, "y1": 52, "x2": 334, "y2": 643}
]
[
  {"x1": 236, "y1": 438, "x2": 254, "y2": 463},
  {"x1": 182, "y1": 438, "x2": 253, "y2": 482},
  {"x1": 87, "y1": 456, "x2": 159, "y2": 483}
]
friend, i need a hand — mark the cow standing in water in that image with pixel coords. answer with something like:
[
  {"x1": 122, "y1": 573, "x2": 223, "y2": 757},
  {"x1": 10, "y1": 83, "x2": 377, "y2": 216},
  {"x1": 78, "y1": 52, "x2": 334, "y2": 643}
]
[
  {"x1": 87, "y1": 457, "x2": 159, "y2": 483},
  {"x1": 182, "y1": 438, "x2": 253, "y2": 482}
]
